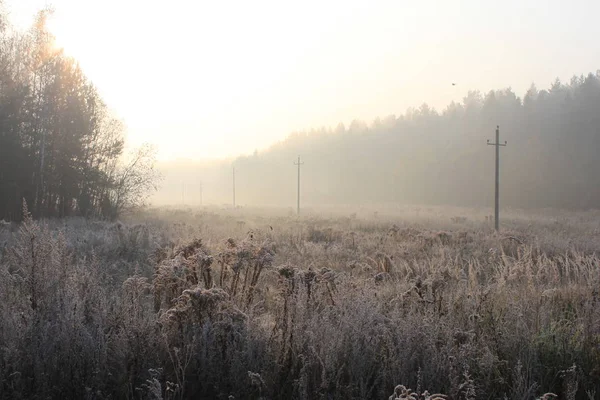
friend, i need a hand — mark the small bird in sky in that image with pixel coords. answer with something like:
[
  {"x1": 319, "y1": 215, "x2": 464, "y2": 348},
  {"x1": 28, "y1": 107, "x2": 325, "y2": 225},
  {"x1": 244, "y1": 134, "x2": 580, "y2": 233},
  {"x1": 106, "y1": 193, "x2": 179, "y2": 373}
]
[{"x1": 452, "y1": 83, "x2": 456, "y2": 86}]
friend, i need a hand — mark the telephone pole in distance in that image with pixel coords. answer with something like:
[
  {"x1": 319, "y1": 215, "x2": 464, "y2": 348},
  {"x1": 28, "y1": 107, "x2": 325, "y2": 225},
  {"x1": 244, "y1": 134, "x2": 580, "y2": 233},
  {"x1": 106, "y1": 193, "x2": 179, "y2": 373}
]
[
  {"x1": 232, "y1": 166, "x2": 236, "y2": 208},
  {"x1": 294, "y1": 156, "x2": 304, "y2": 215},
  {"x1": 487, "y1": 125, "x2": 507, "y2": 231}
]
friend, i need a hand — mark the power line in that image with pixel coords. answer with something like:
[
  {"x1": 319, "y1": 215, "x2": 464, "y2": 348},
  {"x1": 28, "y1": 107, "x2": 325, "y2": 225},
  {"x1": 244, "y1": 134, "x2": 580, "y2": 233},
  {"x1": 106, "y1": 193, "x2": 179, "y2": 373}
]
[{"x1": 487, "y1": 125, "x2": 507, "y2": 231}]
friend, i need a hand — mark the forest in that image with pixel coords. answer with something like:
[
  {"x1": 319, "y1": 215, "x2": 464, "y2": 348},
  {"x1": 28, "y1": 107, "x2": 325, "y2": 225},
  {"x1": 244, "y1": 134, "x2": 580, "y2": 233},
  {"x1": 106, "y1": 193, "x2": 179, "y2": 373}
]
[
  {"x1": 156, "y1": 72, "x2": 600, "y2": 211},
  {"x1": 3, "y1": 6, "x2": 600, "y2": 215},
  {"x1": 2, "y1": 3, "x2": 600, "y2": 400},
  {"x1": 0, "y1": 8, "x2": 158, "y2": 221}
]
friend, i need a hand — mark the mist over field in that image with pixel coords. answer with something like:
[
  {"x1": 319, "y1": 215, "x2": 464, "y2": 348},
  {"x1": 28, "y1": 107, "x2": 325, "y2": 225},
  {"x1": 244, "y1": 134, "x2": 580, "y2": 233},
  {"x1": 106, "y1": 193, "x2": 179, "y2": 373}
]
[
  {"x1": 154, "y1": 73, "x2": 600, "y2": 210},
  {"x1": 2, "y1": 1, "x2": 600, "y2": 399}
]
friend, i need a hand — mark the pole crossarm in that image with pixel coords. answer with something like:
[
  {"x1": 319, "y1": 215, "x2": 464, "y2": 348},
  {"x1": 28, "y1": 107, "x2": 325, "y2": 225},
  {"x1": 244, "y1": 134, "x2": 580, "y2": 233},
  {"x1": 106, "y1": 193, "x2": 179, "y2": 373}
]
[{"x1": 487, "y1": 141, "x2": 507, "y2": 146}]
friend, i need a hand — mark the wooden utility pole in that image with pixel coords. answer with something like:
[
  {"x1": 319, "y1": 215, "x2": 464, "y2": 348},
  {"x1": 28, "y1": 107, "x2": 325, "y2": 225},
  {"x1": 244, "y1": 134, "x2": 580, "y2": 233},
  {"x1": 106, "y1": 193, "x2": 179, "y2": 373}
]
[
  {"x1": 232, "y1": 166, "x2": 236, "y2": 208},
  {"x1": 294, "y1": 156, "x2": 304, "y2": 215},
  {"x1": 487, "y1": 125, "x2": 507, "y2": 231}
]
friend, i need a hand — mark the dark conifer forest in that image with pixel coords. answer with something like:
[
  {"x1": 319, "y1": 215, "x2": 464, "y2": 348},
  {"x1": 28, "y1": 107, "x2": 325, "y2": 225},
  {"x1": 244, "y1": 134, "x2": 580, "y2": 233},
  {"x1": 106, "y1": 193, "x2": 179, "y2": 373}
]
[{"x1": 0, "y1": 10, "x2": 158, "y2": 221}]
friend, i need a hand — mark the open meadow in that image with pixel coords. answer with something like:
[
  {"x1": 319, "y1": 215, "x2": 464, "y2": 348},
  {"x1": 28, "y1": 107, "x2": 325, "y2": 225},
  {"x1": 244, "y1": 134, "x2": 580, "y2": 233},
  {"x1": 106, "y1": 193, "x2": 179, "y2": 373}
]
[
  {"x1": 1, "y1": 205, "x2": 600, "y2": 399},
  {"x1": 3, "y1": 1, "x2": 600, "y2": 399}
]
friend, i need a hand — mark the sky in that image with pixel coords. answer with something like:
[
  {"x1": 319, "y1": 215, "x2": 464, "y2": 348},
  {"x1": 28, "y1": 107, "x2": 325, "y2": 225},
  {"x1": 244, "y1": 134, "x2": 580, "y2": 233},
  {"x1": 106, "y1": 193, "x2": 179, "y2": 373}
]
[{"x1": 5, "y1": 0, "x2": 600, "y2": 161}]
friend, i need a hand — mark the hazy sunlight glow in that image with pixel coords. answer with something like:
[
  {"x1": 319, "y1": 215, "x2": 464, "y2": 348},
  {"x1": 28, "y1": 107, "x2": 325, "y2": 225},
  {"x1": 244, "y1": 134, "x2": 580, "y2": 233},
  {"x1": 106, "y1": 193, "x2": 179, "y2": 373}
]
[{"x1": 7, "y1": 0, "x2": 600, "y2": 161}]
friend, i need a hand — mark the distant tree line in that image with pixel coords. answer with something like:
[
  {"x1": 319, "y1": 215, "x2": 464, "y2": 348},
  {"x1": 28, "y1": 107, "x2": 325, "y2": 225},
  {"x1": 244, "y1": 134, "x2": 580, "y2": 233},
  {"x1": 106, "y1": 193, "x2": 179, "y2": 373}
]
[
  {"x1": 163, "y1": 70, "x2": 600, "y2": 210},
  {"x1": 0, "y1": 7, "x2": 159, "y2": 220}
]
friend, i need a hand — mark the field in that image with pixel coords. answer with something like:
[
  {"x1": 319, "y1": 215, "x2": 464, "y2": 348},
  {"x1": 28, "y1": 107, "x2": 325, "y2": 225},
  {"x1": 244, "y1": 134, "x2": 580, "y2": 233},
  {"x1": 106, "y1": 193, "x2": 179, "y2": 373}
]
[{"x1": 1, "y1": 205, "x2": 600, "y2": 400}]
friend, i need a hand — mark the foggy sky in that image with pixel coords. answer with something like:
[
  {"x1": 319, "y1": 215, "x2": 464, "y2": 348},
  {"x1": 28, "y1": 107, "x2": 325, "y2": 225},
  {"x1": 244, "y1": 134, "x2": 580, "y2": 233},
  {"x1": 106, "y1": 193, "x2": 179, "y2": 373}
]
[
  {"x1": 7, "y1": 0, "x2": 600, "y2": 161},
  {"x1": 152, "y1": 72, "x2": 600, "y2": 210}
]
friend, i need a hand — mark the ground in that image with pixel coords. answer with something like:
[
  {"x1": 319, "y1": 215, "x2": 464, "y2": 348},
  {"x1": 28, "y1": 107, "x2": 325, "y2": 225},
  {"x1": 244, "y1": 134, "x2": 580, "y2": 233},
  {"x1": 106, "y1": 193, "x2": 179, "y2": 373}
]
[{"x1": 0, "y1": 205, "x2": 599, "y2": 399}]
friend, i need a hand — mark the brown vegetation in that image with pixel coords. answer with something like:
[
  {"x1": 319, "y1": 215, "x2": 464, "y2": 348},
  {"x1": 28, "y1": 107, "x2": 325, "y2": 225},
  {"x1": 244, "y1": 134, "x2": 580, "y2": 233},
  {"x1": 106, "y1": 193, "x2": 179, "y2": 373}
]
[{"x1": 1, "y1": 205, "x2": 599, "y2": 399}]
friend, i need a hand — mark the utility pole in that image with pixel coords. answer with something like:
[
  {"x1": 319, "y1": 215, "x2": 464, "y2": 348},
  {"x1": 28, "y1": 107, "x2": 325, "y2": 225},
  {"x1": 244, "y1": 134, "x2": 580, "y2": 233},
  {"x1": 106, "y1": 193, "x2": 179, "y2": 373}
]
[
  {"x1": 232, "y1": 166, "x2": 236, "y2": 208},
  {"x1": 487, "y1": 125, "x2": 507, "y2": 231},
  {"x1": 294, "y1": 156, "x2": 304, "y2": 215},
  {"x1": 181, "y1": 181, "x2": 185, "y2": 205}
]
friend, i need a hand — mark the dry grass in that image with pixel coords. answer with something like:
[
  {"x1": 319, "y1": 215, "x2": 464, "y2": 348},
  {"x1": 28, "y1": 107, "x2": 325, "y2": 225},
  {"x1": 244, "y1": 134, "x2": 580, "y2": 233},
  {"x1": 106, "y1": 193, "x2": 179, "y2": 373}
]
[{"x1": 1, "y1": 205, "x2": 599, "y2": 399}]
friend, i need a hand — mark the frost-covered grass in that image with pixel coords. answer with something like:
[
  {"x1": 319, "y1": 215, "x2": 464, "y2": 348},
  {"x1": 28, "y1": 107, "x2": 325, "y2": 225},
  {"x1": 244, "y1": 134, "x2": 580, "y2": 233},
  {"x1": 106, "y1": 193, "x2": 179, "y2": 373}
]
[{"x1": 1, "y1": 205, "x2": 599, "y2": 399}]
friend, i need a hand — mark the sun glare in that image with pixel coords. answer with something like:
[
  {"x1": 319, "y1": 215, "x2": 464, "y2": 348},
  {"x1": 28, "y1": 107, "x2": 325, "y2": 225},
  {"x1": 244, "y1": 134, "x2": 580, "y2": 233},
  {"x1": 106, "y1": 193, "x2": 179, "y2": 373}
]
[
  {"x1": 9, "y1": 0, "x2": 600, "y2": 162},
  {"x1": 42, "y1": 6, "x2": 92, "y2": 61},
  {"x1": 44, "y1": 13, "x2": 70, "y2": 54}
]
